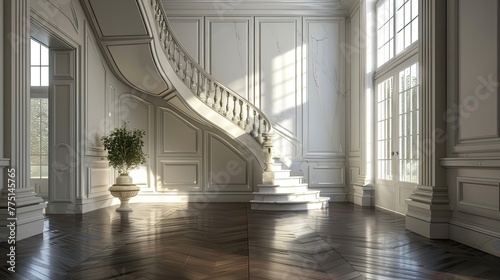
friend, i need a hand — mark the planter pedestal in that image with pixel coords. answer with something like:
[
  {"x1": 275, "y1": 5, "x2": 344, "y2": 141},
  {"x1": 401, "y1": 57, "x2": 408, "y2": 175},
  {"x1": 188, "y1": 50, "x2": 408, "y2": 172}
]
[{"x1": 108, "y1": 174, "x2": 140, "y2": 212}]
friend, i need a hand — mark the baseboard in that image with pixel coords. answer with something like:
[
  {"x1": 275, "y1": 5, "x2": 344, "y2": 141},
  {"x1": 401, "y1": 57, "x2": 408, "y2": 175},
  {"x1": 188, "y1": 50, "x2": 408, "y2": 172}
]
[{"x1": 450, "y1": 219, "x2": 500, "y2": 257}]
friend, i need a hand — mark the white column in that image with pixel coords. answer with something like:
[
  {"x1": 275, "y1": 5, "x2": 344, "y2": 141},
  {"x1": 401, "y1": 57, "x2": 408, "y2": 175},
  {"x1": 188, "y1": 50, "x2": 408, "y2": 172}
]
[
  {"x1": 353, "y1": 0, "x2": 375, "y2": 207},
  {"x1": 405, "y1": 0, "x2": 451, "y2": 239},
  {"x1": 0, "y1": 0, "x2": 46, "y2": 241}
]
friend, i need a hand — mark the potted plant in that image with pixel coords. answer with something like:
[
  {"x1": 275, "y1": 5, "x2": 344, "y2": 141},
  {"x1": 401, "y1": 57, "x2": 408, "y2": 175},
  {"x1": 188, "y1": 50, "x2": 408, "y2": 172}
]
[{"x1": 101, "y1": 122, "x2": 147, "y2": 212}]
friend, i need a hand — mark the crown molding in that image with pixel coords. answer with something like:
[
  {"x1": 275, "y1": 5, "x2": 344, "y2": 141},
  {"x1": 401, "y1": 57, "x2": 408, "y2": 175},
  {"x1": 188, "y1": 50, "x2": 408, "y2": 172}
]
[{"x1": 161, "y1": 0, "x2": 352, "y2": 16}]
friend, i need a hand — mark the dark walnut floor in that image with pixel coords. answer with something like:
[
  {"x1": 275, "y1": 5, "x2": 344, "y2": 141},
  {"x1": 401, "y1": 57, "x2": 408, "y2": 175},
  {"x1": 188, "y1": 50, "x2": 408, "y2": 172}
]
[{"x1": 1, "y1": 203, "x2": 499, "y2": 279}]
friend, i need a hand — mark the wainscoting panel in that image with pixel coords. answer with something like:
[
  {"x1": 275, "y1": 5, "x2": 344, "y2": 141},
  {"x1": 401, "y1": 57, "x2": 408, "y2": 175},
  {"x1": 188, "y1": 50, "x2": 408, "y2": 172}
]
[
  {"x1": 309, "y1": 165, "x2": 345, "y2": 187},
  {"x1": 157, "y1": 158, "x2": 202, "y2": 192},
  {"x1": 158, "y1": 107, "x2": 202, "y2": 156},
  {"x1": 207, "y1": 133, "x2": 251, "y2": 192},
  {"x1": 87, "y1": 166, "x2": 113, "y2": 198},
  {"x1": 457, "y1": 177, "x2": 500, "y2": 219}
]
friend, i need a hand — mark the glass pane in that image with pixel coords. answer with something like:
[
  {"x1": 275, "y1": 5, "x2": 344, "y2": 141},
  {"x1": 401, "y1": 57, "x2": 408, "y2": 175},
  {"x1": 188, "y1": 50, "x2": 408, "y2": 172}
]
[
  {"x1": 405, "y1": 2, "x2": 411, "y2": 24},
  {"x1": 411, "y1": 20, "x2": 418, "y2": 44},
  {"x1": 412, "y1": 0, "x2": 418, "y2": 19},
  {"x1": 40, "y1": 44, "x2": 49, "y2": 65},
  {"x1": 31, "y1": 155, "x2": 40, "y2": 165},
  {"x1": 31, "y1": 40, "x2": 40, "y2": 65},
  {"x1": 41, "y1": 67, "x2": 49, "y2": 86},
  {"x1": 41, "y1": 165, "x2": 49, "y2": 178},
  {"x1": 396, "y1": 0, "x2": 404, "y2": 10},
  {"x1": 31, "y1": 166, "x2": 41, "y2": 178},
  {"x1": 31, "y1": 67, "x2": 40, "y2": 86},
  {"x1": 398, "y1": 63, "x2": 419, "y2": 183},
  {"x1": 41, "y1": 155, "x2": 49, "y2": 165},
  {"x1": 377, "y1": 77, "x2": 394, "y2": 180},
  {"x1": 405, "y1": 26, "x2": 411, "y2": 48}
]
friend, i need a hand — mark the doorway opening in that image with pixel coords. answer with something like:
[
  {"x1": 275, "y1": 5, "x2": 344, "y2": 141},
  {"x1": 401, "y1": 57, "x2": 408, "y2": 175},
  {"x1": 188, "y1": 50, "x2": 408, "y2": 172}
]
[{"x1": 30, "y1": 39, "x2": 49, "y2": 202}]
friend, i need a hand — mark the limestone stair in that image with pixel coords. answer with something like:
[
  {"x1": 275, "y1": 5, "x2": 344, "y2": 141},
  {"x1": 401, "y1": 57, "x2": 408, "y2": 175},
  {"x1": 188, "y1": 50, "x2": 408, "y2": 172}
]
[{"x1": 250, "y1": 161, "x2": 330, "y2": 211}]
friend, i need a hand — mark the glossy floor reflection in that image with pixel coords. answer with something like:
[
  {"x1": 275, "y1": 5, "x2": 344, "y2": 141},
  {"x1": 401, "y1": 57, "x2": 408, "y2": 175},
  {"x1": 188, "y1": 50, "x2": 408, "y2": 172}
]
[{"x1": 1, "y1": 203, "x2": 499, "y2": 279}]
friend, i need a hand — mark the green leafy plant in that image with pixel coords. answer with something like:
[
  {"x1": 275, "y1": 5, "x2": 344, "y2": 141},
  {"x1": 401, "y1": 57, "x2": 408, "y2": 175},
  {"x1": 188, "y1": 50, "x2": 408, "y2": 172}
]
[{"x1": 101, "y1": 122, "x2": 147, "y2": 175}]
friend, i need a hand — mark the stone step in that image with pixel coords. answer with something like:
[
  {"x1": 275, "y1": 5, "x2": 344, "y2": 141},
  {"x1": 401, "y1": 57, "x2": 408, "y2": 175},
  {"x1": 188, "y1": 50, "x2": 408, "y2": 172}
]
[
  {"x1": 250, "y1": 197, "x2": 330, "y2": 211},
  {"x1": 272, "y1": 162, "x2": 284, "y2": 171},
  {"x1": 273, "y1": 169, "x2": 291, "y2": 178},
  {"x1": 273, "y1": 176, "x2": 303, "y2": 185},
  {"x1": 252, "y1": 191, "x2": 320, "y2": 202},
  {"x1": 257, "y1": 184, "x2": 309, "y2": 193}
]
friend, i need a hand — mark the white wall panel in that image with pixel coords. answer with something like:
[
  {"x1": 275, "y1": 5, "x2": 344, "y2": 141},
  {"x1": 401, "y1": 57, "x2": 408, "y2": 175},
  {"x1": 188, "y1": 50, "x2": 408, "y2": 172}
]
[
  {"x1": 158, "y1": 107, "x2": 201, "y2": 156},
  {"x1": 457, "y1": 177, "x2": 500, "y2": 219},
  {"x1": 157, "y1": 159, "x2": 202, "y2": 191},
  {"x1": 458, "y1": 0, "x2": 499, "y2": 143},
  {"x1": 256, "y1": 18, "x2": 300, "y2": 135},
  {"x1": 349, "y1": 9, "x2": 361, "y2": 154},
  {"x1": 309, "y1": 165, "x2": 345, "y2": 187},
  {"x1": 85, "y1": 32, "x2": 107, "y2": 152},
  {"x1": 206, "y1": 17, "x2": 252, "y2": 99},
  {"x1": 87, "y1": 167, "x2": 113, "y2": 198},
  {"x1": 207, "y1": 133, "x2": 250, "y2": 192},
  {"x1": 304, "y1": 18, "x2": 345, "y2": 156}
]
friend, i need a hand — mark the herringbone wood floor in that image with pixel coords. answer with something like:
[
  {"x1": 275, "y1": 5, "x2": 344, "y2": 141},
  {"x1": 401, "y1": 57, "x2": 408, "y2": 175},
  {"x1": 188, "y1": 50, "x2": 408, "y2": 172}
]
[{"x1": 1, "y1": 203, "x2": 499, "y2": 279}]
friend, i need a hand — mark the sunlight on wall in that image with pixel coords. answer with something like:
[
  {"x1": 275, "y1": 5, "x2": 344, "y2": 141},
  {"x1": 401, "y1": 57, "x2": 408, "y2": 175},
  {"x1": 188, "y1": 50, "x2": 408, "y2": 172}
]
[
  {"x1": 129, "y1": 166, "x2": 148, "y2": 185},
  {"x1": 271, "y1": 48, "x2": 297, "y2": 132}
]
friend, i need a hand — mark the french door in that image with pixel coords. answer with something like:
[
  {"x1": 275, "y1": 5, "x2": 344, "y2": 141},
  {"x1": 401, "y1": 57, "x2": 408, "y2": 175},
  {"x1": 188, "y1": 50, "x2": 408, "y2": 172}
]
[{"x1": 375, "y1": 56, "x2": 419, "y2": 214}]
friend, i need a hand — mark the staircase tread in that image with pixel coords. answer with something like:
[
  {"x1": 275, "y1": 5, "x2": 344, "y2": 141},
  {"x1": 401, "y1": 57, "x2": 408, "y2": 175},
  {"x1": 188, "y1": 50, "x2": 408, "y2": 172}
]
[
  {"x1": 252, "y1": 191, "x2": 320, "y2": 195},
  {"x1": 257, "y1": 183, "x2": 308, "y2": 187},
  {"x1": 250, "y1": 197, "x2": 330, "y2": 204}
]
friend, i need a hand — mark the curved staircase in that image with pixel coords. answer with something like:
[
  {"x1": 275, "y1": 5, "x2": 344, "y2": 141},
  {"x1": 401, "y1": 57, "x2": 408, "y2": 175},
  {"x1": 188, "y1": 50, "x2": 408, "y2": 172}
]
[{"x1": 82, "y1": 0, "x2": 330, "y2": 210}]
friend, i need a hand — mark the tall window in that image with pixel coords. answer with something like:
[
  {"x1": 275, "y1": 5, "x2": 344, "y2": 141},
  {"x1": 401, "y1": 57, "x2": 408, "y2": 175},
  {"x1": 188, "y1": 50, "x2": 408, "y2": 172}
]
[
  {"x1": 30, "y1": 39, "x2": 50, "y2": 178},
  {"x1": 375, "y1": 0, "x2": 419, "y2": 185},
  {"x1": 377, "y1": 0, "x2": 418, "y2": 67}
]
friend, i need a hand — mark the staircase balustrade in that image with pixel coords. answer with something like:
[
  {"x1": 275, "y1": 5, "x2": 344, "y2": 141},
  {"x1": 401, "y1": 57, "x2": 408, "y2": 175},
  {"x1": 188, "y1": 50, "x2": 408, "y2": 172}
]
[{"x1": 150, "y1": 0, "x2": 274, "y2": 172}]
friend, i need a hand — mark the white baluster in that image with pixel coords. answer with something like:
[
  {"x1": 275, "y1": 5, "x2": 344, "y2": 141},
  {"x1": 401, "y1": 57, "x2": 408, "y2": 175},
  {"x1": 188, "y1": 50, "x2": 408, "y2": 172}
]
[{"x1": 238, "y1": 100, "x2": 245, "y2": 128}]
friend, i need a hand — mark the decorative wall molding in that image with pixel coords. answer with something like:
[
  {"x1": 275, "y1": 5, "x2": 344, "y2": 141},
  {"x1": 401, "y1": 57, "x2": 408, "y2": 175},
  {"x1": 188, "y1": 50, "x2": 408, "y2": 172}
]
[
  {"x1": 157, "y1": 158, "x2": 202, "y2": 192},
  {"x1": 255, "y1": 16, "x2": 301, "y2": 136},
  {"x1": 456, "y1": 177, "x2": 500, "y2": 219},
  {"x1": 448, "y1": 0, "x2": 500, "y2": 154},
  {"x1": 303, "y1": 17, "x2": 345, "y2": 158},
  {"x1": 85, "y1": 28, "x2": 108, "y2": 155},
  {"x1": 205, "y1": 16, "x2": 253, "y2": 100},
  {"x1": 308, "y1": 165, "x2": 345, "y2": 187},
  {"x1": 206, "y1": 132, "x2": 252, "y2": 192},
  {"x1": 161, "y1": 0, "x2": 351, "y2": 16},
  {"x1": 158, "y1": 107, "x2": 202, "y2": 156},
  {"x1": 441, "y1": 158, "x2": 500, "y2": 168},
  {"x1": 86, "y1": 167, "x2": 113, "y2": 198}
]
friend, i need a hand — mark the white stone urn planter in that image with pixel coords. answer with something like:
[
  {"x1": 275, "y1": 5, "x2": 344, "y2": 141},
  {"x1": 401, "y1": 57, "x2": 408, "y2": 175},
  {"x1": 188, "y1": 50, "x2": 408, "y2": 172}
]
[
  {"x1": 108, "y1": 174, "x2": 140, "y2": 212},
  {"x1": 101, "y1": 123, "x2": 147, "y2": 213}
]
